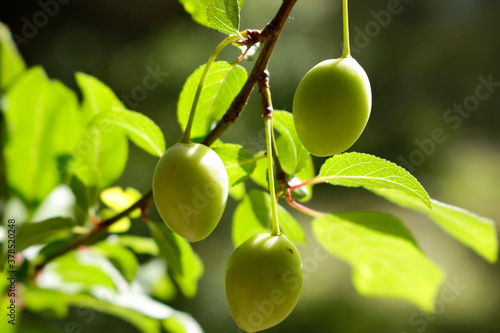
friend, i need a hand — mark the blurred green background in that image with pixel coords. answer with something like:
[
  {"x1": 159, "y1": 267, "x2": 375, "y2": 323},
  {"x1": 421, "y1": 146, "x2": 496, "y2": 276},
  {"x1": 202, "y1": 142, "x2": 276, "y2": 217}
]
[{"x1": 2, "y1": 0, "x2": 500, "y2": 332}]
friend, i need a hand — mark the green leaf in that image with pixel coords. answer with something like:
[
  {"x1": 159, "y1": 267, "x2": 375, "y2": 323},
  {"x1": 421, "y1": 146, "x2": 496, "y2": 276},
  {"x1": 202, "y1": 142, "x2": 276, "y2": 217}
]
[
  {"x1": 313, "y1": 212, "x2": 444, "y2": 311},
  {"x1": 163, "y1": 317, "x2": 187, "y2": 333},
  {"x1": 178, "y1": 0, "x2": 244, "y2": 33},
  {"x1": 17, "y1": 217, "x2": 76, "y2": 252},
  {"x1": 148, "y1": 220, "x2": 204, "y2": 298},
  {"x1": 51, "y1": 252, "x2": 117, "y2": 291},
  {"x1": 22, "y1": 286, "x2": 69, "y2": 319},
  {"x1": 273, "y1": 110, "x2": 310, "y2": 176},
  {"x1": 371, "y1": 188, "x2": 498, "y2": 263},
  {"x1": 232, "y1": 190, "x2": 305, "y2": 247},
  {"x1": 101, "y1": 186, "x2": 142, "y2": 218},
  {"x1": 4, "y1": 67, "x2": 82, "y2": 206},
  {"x1": 93, "y1": 240, "x2": 139, "y2": 282},
  {"x1": 91, "y1": 107, "x2": 165, "y2": 157},
  {"x1": 117, "y1": 235, "x2": 159, "y2": 256},
  {"x1": 153, "y1": 274, "x2": 178, "y2": 302},
  {"x1": 316, "y1": 153, "x2": 432, "y2": 209},
  {"x1": 75, "y1": 72, "x2": 125, "y2": 122},
  {"x1": 207, "y1": 0, "x2": 242, "y2": 35},
  {"x1": 228, "y1": 181, "x2": 246, "y2": 201},
  {"x1": 148, "y1": 221, "x2": 182, "y2": 273},
  {"x1": 23, "y1": 286, "x2": 162, "y2": 333},
  {"x1": 0, "y1": 21, "x2": 26, "y2": 91},
  {"x1": 27, "y1": 257, "x2": 203, "y2": 332},
  {"x1": 249, "y1": 153, "x2": 268, "y2": 189},
  {"x1": 177, "y1": 61, "x2": 247, "y2": 140},
  {"x1": 102, "y1": 210, "x2": 133, "y2": 234},
  {"x1": 137, "y1": 259, "x2": 177, "y2": 302},
  {"x1": 178, "y1": 0, "x2": 211, "y2": 28},
  {"x1": 70, "y1": 127, "x2": 128, "y2": 189},
  {"x1": 212, "y1": 143, "x2": 256, "y2": 186},
  {"x1": 72, "y1": 72, "x2": 128, "y2": 188}
]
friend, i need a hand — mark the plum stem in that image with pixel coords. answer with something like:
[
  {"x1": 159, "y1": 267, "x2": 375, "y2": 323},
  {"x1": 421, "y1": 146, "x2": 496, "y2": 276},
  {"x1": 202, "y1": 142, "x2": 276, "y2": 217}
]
[
  {"x1": 342, "y1": 0, "x2": 351, "y2": 58},
  {"x1": 265, "y1": 116, "x2": 280, "y2": 235},
  {"x1": 285, "y1": 191, "x2": 327, "y2": 218},
  {"x1": 259, "y1": 72, "x2": 280, "y2": 235}
]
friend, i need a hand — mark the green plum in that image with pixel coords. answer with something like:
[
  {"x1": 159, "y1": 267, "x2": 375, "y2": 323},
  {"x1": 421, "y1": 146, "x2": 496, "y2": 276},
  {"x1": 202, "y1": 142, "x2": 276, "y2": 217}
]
[
  {"x1": 152, "y1": 141, "x2": 228, "y2": 242},
  {"x1": 293, "y1": 56, "x2": 372, "y2": 157},
  {"x1": 225, "y1": 233, "x2": 303, "y2": 332}
]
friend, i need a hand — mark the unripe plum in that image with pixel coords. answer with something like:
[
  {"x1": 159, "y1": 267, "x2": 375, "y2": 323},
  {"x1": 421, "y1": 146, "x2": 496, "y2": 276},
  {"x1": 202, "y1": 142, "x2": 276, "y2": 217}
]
[
  {"x1": 225, "y1": 233, "x2": 303, "y2": 332},
  {"x1": 152, "y1": 142, "x2": 228, "y2": 242},
  {"x1": 293, "y1": 57, "x2": 372, "y2": 157}
]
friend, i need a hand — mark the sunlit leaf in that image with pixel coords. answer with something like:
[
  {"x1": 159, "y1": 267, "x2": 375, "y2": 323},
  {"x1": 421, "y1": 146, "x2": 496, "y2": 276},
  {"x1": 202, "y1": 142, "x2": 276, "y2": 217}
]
[
  {"x1": 50, "y1": 252, "x2": 117, "y2": 291},
  {"x1": 213, "y1": 143, "x2": 256, "y2": 186},
  {"x1": 274, "y1": 110, "x2": 310, "y2": 176},
  {"x1": 101, "y1": 186, "x2": 142, "y2": 218},
  {"x1": 93, "y1": 240, "x2": 139, "y2": 282},
  {"x1": 117, "y1": 235, "x2": 159, "y2": 256},
  {"x1": 313, "y1": 212, "x2": 444, "y2": 311},
  {"x1": 75, "y1": 72, "x2": 125, "y2": 122},
  {"x1": 228, "y1": 181, "x2": 246, "y2": 201},
  {"x1": 316, "y1": 153, "x2": 432, "y2": 209},
  {"x1": 371, "y1": 188, "x2": 498, "y2": 263},
  {"x1": 136, "y1": 259, "x2": 177, "y2": 302},
  {"x1": 178, "y1": 0, "x2": 210, "y2": 28},
  {"x1": 0, "y1": 21, "x2": 26, "y2": 91},
  {"x1": 163, "y1": 317, "x2": 187, "y2": 333},
  {"x1": 23, "y1": 286, "x2": 158, "y2": 333},
  {"x1": 207, "y1": 0, "x2": 242, "y2": 35},
  {"x1": 91, "y1": 107, "x2": 166, "y2": 157},
  {"x1": 148, "y1": 220, "x2": 204, "y2": 298},
  {"x1": 4, "y1": 67, "x2": 81, "y2": 206},
  {"x1": 72, "y1": 72, "x2": 128, "y2": 188},
  {"x1": 22, "y1": 286, "x2": 69, "y2": 319},
  {"x1": 17, "y1": 217, "x2": 76, "y2": 252},
  {"x1": 232, "y1": 190, "x2": 305, "y2": 247},
  {"x1": 177, "y1": 61, "x2": 247, "y2": 140},
  {"x1": 101, "y1": 209, "x2": 131, "y2": 234}
]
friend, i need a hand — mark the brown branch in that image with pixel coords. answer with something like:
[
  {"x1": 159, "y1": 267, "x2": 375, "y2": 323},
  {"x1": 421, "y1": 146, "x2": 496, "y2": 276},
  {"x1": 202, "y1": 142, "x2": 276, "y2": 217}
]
[
  {"x1": 203, "y1": 0, "x2": 298, "y2": 146},
  {"x1": 35, "y1": 190, "x2": 153, "y2": 272},
  {"x1": 257, "y1": 70, "x2": 288, "y2": 190}
]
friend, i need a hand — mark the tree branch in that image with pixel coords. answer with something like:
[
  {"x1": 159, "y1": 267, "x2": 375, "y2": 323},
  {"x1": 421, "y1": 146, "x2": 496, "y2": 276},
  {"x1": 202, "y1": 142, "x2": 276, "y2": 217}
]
[
  {"x1": 35, "y1": 190, "x2": 153, "y2": 272},
  {"x1": 203, "y1": 0, "x2": 298, "y2": 146}
]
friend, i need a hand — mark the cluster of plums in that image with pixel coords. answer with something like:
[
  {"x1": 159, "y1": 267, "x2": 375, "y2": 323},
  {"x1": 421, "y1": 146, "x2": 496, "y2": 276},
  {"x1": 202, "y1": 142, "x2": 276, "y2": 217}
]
[
  {"x1": 152, "y1": 53, "x2": 371, "y2": 331},
  {"x1": 152, "y1": 141, "x2": 303, "y2": 332}
]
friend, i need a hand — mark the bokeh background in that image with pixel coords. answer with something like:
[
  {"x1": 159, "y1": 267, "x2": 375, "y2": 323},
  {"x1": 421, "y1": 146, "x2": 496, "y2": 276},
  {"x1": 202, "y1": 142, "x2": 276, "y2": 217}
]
[{"x1": 2, "y1": 0, "x2": 500, "y2": 332}]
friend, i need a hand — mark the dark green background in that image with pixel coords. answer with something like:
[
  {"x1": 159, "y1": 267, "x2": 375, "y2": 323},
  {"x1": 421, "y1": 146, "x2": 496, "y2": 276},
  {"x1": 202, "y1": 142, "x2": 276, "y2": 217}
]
[{"x1": 2, "y1": 0, "x2": 499, "y2": 332}]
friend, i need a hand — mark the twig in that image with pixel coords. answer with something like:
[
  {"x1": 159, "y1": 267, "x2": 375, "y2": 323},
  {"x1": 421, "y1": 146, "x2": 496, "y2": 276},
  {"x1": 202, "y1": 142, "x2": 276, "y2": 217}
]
[
  {"x1": 285, "y1": 191, "x2": 327, "y2": 218},
  {"x1": 35, "y1": 190, "x2": 153, "y2": 272},
  {"x1": 203, "y1": 0, "x2": 298, "y2": 146}
]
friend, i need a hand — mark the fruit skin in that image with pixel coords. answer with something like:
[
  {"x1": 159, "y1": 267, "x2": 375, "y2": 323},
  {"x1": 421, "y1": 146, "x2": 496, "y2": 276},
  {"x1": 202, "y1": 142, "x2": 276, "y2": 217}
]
[
  {"x1": 225, "y1": 233, "x2": 303, "y2": 333},
  {"x1": 293, "y1": 56, "x2": 372, "y2": 157},
  {"x1": 152, "y1": 141, "x2": 228, "y2": 242}
]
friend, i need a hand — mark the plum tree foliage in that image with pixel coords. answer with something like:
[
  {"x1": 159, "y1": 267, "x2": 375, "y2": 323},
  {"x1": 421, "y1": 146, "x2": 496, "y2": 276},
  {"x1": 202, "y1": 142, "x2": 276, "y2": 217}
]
[{"x1": 0, "y1": 1, "x2": 497, "y2": 332}]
